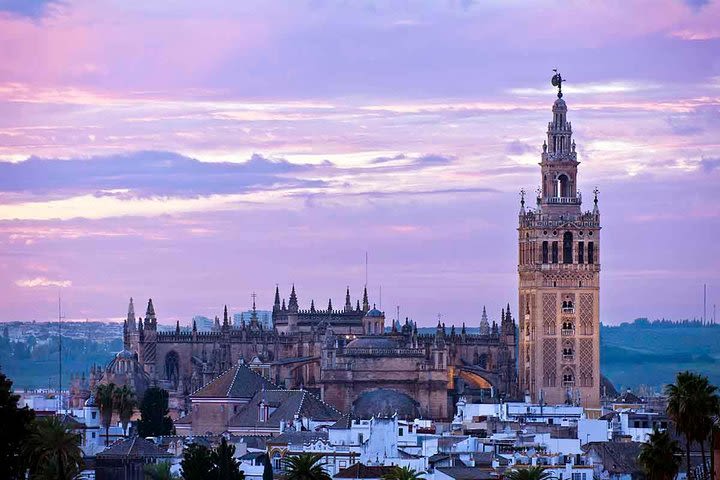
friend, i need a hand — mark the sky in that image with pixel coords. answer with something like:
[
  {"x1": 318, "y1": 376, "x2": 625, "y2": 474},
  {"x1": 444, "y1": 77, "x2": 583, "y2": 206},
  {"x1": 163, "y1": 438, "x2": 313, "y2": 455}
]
[{"x1": 0, "y1": 0, "x2": 718, "y2": 326}]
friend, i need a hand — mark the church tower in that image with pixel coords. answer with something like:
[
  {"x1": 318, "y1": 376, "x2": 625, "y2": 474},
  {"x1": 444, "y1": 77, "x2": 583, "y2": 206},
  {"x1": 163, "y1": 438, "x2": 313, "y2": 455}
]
[{"x1": 518, "y1": 72, "x2": 601, "y2": 408}]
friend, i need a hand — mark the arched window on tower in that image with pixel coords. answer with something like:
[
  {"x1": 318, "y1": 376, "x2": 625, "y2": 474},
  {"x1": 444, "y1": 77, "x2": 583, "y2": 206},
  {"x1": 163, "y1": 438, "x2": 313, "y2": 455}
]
[
  {"x1": 557, "y1": 174, "x2": 570, "y2": 197},
  {"x1": 542, "y1": 241, "x2": 549, "y2": 264},
  {"x1": 578, "y1": 241, "x2": 584, "y2": 264},
  {"x1": 551, "y1": 242, "x2": 559, "y2": 264},
  {"x1": 562, "y1": 368, "x2": 575, "y2": 387},
  {"x1": 563, "y1": 232, "x2": 573, "y2": 264},
  {"x1": 588, "y1": 242, "x2": 595, "y2": 264}
]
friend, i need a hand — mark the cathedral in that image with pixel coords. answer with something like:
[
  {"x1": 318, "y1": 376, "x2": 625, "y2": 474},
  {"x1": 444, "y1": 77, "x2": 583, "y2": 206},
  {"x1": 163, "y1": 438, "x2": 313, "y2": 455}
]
[
  {"x1": 114, "y1": 288, "x2": 517, "y2": 419},
  {"x1": 76, "y1": 75, "x2": 602, "y2": 420}
]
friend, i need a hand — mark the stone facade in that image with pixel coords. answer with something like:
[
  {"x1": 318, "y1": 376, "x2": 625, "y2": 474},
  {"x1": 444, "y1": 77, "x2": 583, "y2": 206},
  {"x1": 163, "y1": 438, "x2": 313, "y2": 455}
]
[
  {"x1": 121, "y1": 286, "x2": 517, "y2": 420},
  {"x1": 518, "y1": 82, "x2": 601, "y2": 408}
]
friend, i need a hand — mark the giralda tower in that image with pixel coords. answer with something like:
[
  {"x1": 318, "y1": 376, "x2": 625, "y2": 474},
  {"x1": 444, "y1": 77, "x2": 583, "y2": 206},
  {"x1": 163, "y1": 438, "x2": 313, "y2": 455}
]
[{"x1": 518, "y1": 72, "x2": 601, "y2": 408}]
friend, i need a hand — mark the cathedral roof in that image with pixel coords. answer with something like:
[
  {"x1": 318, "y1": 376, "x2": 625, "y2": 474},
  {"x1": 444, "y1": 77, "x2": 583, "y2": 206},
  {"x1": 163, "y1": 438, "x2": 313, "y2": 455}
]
[
  {"x1": 97, "y1": 436, "x2": 172, "y2": 459},
  {"x1": 228, "y1": 389, "x2": 341, "y2": 429},
  {"x1": 345, "y1": 337, "x2": 397, "y2": 349},
  {"x1": 365, "y1": 305, "x2": 383, "y2": 317},
  {"x1": 191, "y1": 362, "x2": 278, "y2": 399},
  {"x1": 351, "y1": 388, "x2": 420, "y2": 419}
]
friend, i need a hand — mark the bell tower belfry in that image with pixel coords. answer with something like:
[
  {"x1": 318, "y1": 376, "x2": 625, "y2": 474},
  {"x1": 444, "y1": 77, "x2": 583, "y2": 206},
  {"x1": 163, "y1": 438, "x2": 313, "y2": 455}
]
[{"x1": 518, "y1": 71, "x2": 601, "y2": 408}]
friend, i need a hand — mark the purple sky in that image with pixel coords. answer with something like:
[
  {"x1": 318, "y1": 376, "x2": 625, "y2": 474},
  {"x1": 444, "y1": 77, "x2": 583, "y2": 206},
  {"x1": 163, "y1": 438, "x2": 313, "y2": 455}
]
[{"x1": 0, "y1": 0, "x2": 718, "y2": 326}]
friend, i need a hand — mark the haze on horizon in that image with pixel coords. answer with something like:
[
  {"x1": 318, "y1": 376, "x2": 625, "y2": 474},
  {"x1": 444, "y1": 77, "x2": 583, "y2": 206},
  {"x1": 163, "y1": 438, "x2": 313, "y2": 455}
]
[{"x1": 0, "y1": 0, "x2": 718, "y2": 326}]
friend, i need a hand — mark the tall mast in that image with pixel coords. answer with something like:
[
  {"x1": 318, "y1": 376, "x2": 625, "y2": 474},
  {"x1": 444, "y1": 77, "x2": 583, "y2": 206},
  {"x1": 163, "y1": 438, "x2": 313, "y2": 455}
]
[{"x1": 58, "y1": 293, "x2": 63, "y2": 412}]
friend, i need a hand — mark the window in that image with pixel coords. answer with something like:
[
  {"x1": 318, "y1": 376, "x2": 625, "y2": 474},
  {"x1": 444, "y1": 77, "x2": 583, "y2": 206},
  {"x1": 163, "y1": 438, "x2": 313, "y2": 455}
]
[
  {"x1": 542, "y1": 241, "x2": 549, "y2": 264},
  {"x1": 563, "y1": 232, "x2": 573, "y2": 264},
  {"x1": 92, "y1": 412, "x2": 97, "y2": 419},
  {"x1": 398, "y1": 428, "x2": 404, "y2": 436},
  {"x1": 92, "y1": 432, "x2": 96, "y2": 438},
  {"x1": 552, "y1": 242, "x2": 559, "y2": 263},
  {"x1": 578, "y1": 241, "x2": 584, "y2": 264},
  {"x1": 588, "y1": 242, "x2": 595, "y2": 264}
]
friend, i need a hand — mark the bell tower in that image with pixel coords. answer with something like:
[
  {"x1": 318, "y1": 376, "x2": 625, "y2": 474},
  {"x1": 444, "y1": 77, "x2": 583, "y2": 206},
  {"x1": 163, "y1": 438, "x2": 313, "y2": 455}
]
[{"x1": 518, "y1": 71, "x2": 601, "y2": 408}]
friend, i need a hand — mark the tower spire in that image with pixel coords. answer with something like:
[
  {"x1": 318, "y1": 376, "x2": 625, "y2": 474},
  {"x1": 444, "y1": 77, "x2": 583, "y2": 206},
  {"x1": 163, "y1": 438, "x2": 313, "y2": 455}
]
[
  {"x1": 345, "y1": 286, "x2": 352, "y2": 312},
  {"x1": 273, "y1": 285, "x2": 281, "y2": 311},
  {"x1": 362, "y1": 286, "x2": 369, "y2": 312},
  {"x1": 480, "y1": 306, "x2": 490, "y2": 336},
  {"x1": 288, "y1": 285, "x2": 299, "y2": 312},
  {"x1": 127, "y1": 298, "x2": 136, "y2": 332}
]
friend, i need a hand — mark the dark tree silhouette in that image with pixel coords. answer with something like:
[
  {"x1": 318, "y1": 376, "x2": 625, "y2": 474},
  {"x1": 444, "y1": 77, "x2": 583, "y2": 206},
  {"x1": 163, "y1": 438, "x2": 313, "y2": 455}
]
[
  {"x1": 137, "y1": 386, "x2": 174, "y2": 437},
  {"x1": 181, "y1": 443, "x2": 214, "y2": 480},
  {"x1": 210, "y1": 437, "x2": 244, "y2": 480},
  {"x1": 0, "y1": 371, "x2": 35, "y2": 479}
]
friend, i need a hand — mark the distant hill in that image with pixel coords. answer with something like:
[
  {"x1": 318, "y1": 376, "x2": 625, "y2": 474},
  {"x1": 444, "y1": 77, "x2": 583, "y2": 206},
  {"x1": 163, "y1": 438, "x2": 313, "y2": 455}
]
[{"x1": 600, "y1": 320, "x2": 720, "y2": 392}]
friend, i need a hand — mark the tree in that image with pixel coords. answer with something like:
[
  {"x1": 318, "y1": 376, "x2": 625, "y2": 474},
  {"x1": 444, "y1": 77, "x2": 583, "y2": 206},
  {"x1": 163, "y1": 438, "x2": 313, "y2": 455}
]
[
  {"x1": 95, "y1": 382, "x2": 116, "y2": 446},
  {"x1": 113, "y1": 384, "x2": 136, "y2": 437},
  {"x1": 210, "y1": 437, "x2": 244, "y2": 480},
  {"x1": 137, "y1": 386, "x2": 174, "y2": 437},
  {"x1": 382, "y1": 465, "x2": 425, "y2": 480},
  {"x1": 666, "y1": 371, "x2": 720, "y2": 479},
  {"x1": 144, "y1": 461, "x2": 175, "y2": 480},
  {"x1": 181, "y1": 443, "x2": 214, "y2": 480},
  {"x1": 262, "y1": 453, "x2": 274, "y2": 480},
  {"x1": 638, "y1": 428, "x2": 682, "y2": 480},
  {"x1": 503, "y1": 466, "x2": 553, "y2": 480},
  {"x1": 0, "y1": 371, "x2": 35, "y2": 479},
  {"x1": 283, "y1": 453, "x2": 332, "y2": 480},
  {"x1": 26, "y1": 416, "x2": 84, "y2": 480}
]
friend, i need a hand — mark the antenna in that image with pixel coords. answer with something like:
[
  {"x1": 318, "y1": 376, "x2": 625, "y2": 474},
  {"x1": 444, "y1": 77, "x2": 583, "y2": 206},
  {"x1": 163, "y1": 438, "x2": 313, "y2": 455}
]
[
  {"x1": 379, "y1": 285, "x2": 382, "y2": 309},
  {"x1": 57, "y1": 292, "x2": 65, "y2": 413},
  {"x1": 703, "y1": 284, "x2": 707, "y2": 325},
  {"x1": 365, "y1": 252, "x2": 368, "y2": 288}
]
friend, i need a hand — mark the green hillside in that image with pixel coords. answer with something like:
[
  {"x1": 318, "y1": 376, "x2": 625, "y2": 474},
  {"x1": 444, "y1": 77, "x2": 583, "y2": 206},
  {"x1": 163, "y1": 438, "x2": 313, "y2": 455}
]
[{"x1": 600, "y1": 321, "x2": 720, "y2": 391}]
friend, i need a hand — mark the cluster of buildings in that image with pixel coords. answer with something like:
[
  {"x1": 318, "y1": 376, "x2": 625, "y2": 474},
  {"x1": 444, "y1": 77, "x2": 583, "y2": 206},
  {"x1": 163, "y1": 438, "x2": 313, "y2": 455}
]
[{"x1": 46, "y1": 83, "x2": 690, "y2": 480}]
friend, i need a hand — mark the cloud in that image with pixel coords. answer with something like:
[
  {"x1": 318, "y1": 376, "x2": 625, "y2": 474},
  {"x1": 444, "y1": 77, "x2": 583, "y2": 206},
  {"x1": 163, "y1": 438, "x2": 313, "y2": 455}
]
[
  {"x1": 506, "y1": 140, "x2": 536, "y2": 156},
  {"x1": 0, "y1": 0, "x2": 62, "y2": 18},
  {"x1": 15, "y1": 276, "x2": 71, "y2": 288},
  {"x1": 682, "y1": 0, "x2": 710, "y2": 11},
  {"x1": 700, "y1": 157, "x2": 720, "y2": 172},
  {"x1": 0, "y1": 151, "x2": 326, "y2": 198}
]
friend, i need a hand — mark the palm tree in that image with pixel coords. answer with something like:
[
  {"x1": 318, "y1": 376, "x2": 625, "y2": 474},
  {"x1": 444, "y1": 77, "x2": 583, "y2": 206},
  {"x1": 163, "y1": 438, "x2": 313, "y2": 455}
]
[
  {"x1": 503, "y1": 466, "x2": 553, "y2": 480},
  {"x1": 26, "y1": 416, "x2": 84, "y2": 480},
  {"x1": 382, "y1": 465, "x2": 425, "y2": 480},
  {"x1": 95, "y1": 382, "x2": 116, "y2": 446},
  {"x1": 144, "y1": 461, "x2": 175, "y2": 480},
  {"x1": 638, "y1": 428, "x2": 681, "y2": 480},
  {"x1": 283, "y1": 453, "x2": 332, "y2": 480},
  {"x1": 113, "y1": 384, "x2": 136, "y2": 437},
  {"x1": 666, "y1": 371, "x2": 720, "y2": 479}
]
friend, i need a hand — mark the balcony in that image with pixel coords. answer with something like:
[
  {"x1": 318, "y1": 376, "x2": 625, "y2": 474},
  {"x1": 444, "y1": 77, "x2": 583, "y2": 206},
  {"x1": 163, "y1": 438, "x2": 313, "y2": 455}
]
[
  {"x1": 563, "y1": 381, "x2": 575, "y2": 388},
  {"x1": 546, "y1": 196, "x2": 582, "y2": 205},
  {"x1": 561, "y1": 328, "x2": 575, "y2": 336},
  {"x1": 562, "y1": 307, "x2": 575, "y2": 314},
  {"x1": 562, "y1": 355, "x2": 574, "y2": 362}
]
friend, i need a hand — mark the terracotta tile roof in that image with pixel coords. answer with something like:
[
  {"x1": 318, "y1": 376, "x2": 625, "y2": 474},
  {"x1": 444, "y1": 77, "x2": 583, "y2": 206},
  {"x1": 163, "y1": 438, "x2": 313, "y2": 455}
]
[
  {"x1": 436, "y1": 467, "x2": 495, "y2": 480},
  {"x1": 97, "y1": 436, "x2": 172, "y2": 459},
  {"x1": 229, "y1": 389, "x2": 341, "y2": 429},
  {"x1": 334, "y1": 463, "x2": 398, "y2": 479},
  {"x1": 191, "y1": 362, "x2": 278, "y2": 399},
  {"x1": 583, "y1": 441, "x2": 643, "y2": 474}
]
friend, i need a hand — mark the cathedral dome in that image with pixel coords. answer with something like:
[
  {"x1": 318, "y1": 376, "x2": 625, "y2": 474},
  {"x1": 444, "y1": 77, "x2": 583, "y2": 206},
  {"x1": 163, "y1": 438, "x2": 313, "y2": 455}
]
[
  {"x1": 552, "y1": 97, "x2": 567, "y2": 111},
  {"x1": 352, "y1": 388, "x2": 420, "y2": 419},
  {"x1": 116, "y1": 349, "x2": 134, "y2": 360},
  {"x1": 345, "y1": 337, "x2": 396, "y2": 349},
  {"x1": 365, "y1": 306, "x2": 383, "y2": 317}
]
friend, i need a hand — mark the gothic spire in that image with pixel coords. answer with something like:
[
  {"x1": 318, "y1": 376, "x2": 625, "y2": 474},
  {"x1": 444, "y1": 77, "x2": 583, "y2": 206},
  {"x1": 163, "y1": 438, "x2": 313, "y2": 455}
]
[
  {"x1": 327, "y1": 298, "x2": 333, "y2": 312},
  {"x1": 223, "y1": 305, "x2": 229, "y2": 327},
  {"x1": 175, "y1": 320, "x2": 180, "y2": 334},
  {"x1": 310, "y1": 299, "x2": 316, "y2": 313},
  {"x1": 345, "y1": 287, "x2": 352, "y2": 312},
  {"x1": 127, "y1": 298, "x2": 136, "y2": 332},
  {"x1": 274, "y1": 285, "x2": 281, "y2": 310},
  {"x1": 480, "y1": 306, "x2": 490, "y2": 336},
  {"x1": 362, "y1": 286, "x2": 369, "y2": 312},
  {"x1": 146, "y1": 298, "x2": 156, "y2": 319},
  {"x1": 288, "y1": 285, "x2": 299, "y2": 312}
]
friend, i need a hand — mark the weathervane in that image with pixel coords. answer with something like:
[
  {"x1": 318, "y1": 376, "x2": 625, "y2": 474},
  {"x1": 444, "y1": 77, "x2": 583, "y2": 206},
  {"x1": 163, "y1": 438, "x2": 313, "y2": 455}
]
[
  {"x1": 519, "y1": 188, "x2": 526, "y2": 208},
  {"x1": 551, "y1": 69, "x2": 564, "y2": 98}
]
